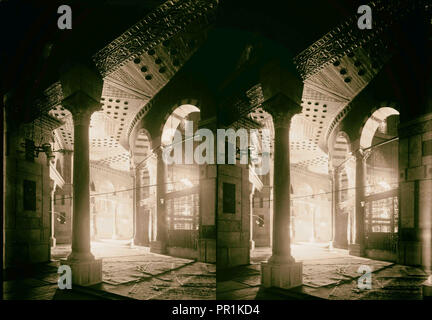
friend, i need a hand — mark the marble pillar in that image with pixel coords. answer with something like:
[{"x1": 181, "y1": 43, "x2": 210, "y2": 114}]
[
  {"x1": 328, "y1": 168, "x2": 336, "y2": 250},
  {"x1": 50, "y1": 182, "x2": 57, "y2": 248},
  {"x1": 349, "y1": 149, "x2": 367, "y2": 256},
  {"x1": 59, "y1": 62, "x2": 103, "y2": 286},
  {"x1": 150, "y1": 148, "x2": 167, "y2": 254},
  {"x1": 131, "y1": 164, "x2": 138, "y2": 246},
  {"x1": 261, "y1": 93, "x2": 302, "y2": 289},
  {"x1": 250, "y1": 186, "x2": 256, "y2": 251}
]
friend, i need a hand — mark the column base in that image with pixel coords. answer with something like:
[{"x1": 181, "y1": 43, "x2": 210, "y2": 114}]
[
  {"x1": 150, "y1": 241, "x2": 166, "y2": 254},
  {"x1": 261, "y1": 259, "x2": 303, "y2": 289},
  {"x1": 50, "y1": 237, "x2": 56, "y2": 248},
  {"x1": 422, "y1": 278, "x2": 432, "y2": 300},
  {"x1": 67, "y1": 251, "x2": 95, "y2": 261},
  {"x1": 250, "y1": 240, "x2": 255, "y2": 251},
  {"x1": 60, "y1": 258, "x2": 102, "y2": 286},
  {"x1": 333, "y1": 240, "x2": 348, "y2": 250},
  {"x1": 132, "y1": 237, "x2": 145, "y2": 247},
  {"x1": 349, "y1": 244, "x2": 365, "y2": 257},
  {"x1": 398, "y1": 240, "x2": 422, "y2": 266}
]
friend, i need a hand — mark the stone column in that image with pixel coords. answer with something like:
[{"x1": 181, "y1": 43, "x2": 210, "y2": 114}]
[
  {"x1": 62, "y1": 150, "x2": 74, "y2": 244},
  {"x1": 349, "y1": 149, "x2": 367, "y2": 256},
  {"x1": 50, "y1": 182, "x2": 57, "y2": 248},
  {"x1": 249, "y1": 186, "x2": 256, "y2": 251},
  {"x1": 59, "y1": 62, "x2": 103, "y2": 286},
  {"x1": 143, "y1": 166, "x2": 152, "y2": 246},
  {"x1": 261, "y1": 93, "x2": 302, "y2": 289},
  {"x1": 150, "y1": 147, "x2": 167, "y2": 254},
  {"x1": 131, "y1": 164, "x2": 138, "y2": 245},
  {"x1": 328, "y1": 168, "x2": 336, "y2": 250}
]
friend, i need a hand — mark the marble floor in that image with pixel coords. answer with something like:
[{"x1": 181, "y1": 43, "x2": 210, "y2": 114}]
[
  {"x1": 3, "y1": 240, "x2": 215, "y2": 300},
  {"x1": 218, "y1": 243, "x2": 430, "y2": 300},
  {"x1": 3, "y1": 241, "x2": 430, "y2": 300}
]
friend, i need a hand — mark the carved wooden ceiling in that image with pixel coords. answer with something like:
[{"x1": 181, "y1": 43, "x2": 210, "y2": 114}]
[
  {"x1": 41, "y1": 0, "x2": 429, "y2": 174},
  {"x1": 290, "y1": 43, "x2": 391, "y2": 174},
  {"x1": 48, "y1": 0, "x2": 217, "y2": 172},
  {"x1": 243, "y1": 40, "x2": 390, "y2": 175},
  {"x1": 289, "y1": 0, "x2": 430, "y2": 174}
]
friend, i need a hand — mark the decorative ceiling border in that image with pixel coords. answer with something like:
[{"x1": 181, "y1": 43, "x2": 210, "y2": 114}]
[
  {"x1": 34, "y1": 82, "x2": 64, "y2": 114},
  {"x1": 320, "y1": 0, "x2": 432, "y2": 145},
  {"x1": 33, "y1": 0, "x2": 218, "y2": 138},
  {"x1": 92, "y1": 0, "x2": 219, "y2": 77},
  {"x1": 293, "y1": 0, "x2": 431, "y2": 80},
  {"x1": 223, "y1": 83, "x2": 266, "y2": 121}
]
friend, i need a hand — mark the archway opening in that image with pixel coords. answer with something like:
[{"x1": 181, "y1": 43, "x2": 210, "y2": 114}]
[
  {"x1": 332, "y1": 132, "x2": 355, "y2": 250},
  {"x1": 361, "y1": 108, "x2": 400, "y2": 261},
  {"x1": 133, "y1": 129, "x2": 156, "y2": 246},
  {"x1": 90, "y1": 179, "x2": 132, "y2": 241},
  {"x1": 162, "y1": 104, "x2": 201, "y2": 258},
  {"x1": 291, "y1": 182, "x2": 317, "y2": 243}
]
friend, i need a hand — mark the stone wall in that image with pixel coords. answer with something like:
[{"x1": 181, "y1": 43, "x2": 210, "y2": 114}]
[
  {"x1": 4, "y1": 127, "x2": 52, "y2": 268},
  {"x1": 252, "y1": 186, "x2": 271, "y2": 247},
  {"x1": 217, "y1": 165, "x2": 250, "y2": 269},
  {"x1": 198, "y1": 164, "x2": 217, "y2": 263},
  {"x1": 398, "y1": 113, "x2": 432, "y2": 270}
]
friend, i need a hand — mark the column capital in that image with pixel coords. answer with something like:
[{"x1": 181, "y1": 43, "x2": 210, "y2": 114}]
[
  {"x1": 153, "y1": 146, "x2": 164, "y2": 160},
  {"x1": 355, "y1": 148, "x2": 371, "y2": 162},
  {"x1": 59, "y1": 60, "x2": 103, "y2": 126},
  {"x1": 263, "y1": 93, "x2": 302, "y2": 128},
  {"x1": 62, "y1": 91, "x2": 102, "y2": 126},
  {"x1": 59, "y1": 61, "x2": 103, "y2": 100},
  {"x1": 49, "y1": 180, "x2": 57, "y2": 194}
]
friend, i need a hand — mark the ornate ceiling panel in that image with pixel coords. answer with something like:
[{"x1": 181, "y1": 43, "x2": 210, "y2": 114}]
[
  {"x1": 107, "y1": 24, "x2": 208, "y2": 102},
  {"x1": 93, "y1": 0, "x2": 218, "y2": 77},
  {"x1": 288, "y1": 44, "x2": 388, "y2": 174},
  {"x1": 293, "y1": 0, "x2": 429, "y2": 80},
  {"x1": 291, "y1": 0, "x2": 431, "y2": 175},
  {"x1": 45, "y1": 0, "x2": 218, "y2": 172},
  {"x1": 49, "y1": 93, "x2": 144, "y2": 171},
  {"x1": 41, "y1": 0, "x2": 431, "y2": 177}
]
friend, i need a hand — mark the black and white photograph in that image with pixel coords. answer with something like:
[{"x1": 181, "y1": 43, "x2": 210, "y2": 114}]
[{"x1": 1, "y1": 0, "x2": 432, "y2": 306}]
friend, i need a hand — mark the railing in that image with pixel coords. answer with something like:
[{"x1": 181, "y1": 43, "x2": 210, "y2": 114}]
[
  {"x1": 167, "y1": 229, "x2": 198, "y2": 249},
  {"x1": 364, "y1": 190, "x2": 399, "y2": 253}
]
